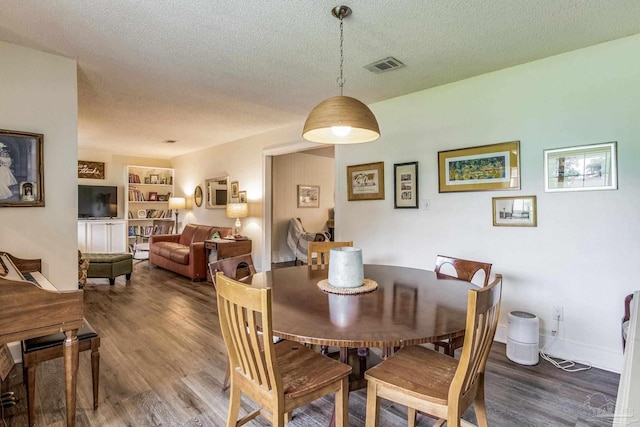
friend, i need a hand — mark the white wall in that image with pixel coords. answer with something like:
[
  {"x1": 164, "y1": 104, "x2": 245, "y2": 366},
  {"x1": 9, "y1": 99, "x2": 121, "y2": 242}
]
[
  {"x1": 272, "y1": 152, "x2": 334, "y2": 263},
  {"x1": 0, "y1": 42, "x2": 78, "y2": 290},
  {"x1": 335, "y1": 34, "x2": 640, "y2": 372}
]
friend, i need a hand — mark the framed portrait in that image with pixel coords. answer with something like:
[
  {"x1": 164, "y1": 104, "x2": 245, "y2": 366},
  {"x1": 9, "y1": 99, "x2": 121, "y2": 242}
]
[
  {"x1": 543, "y1": 142, "x2": 617, "y2": 192},
  {"x1": 148, "y1": 192, "x2": 158, "y2": 201},
  {"x1": 238, "y1": 190, "x2": 247, "y2": 204},
  {"x1": 0, "y1": 129, "x2": 44, "y2": 207},
  {"x1": 230, "y1": 181, "x2": 239, "y2": 198},
  {"x1": 149, "y1": 174, "x2": 159, "y2": 184},
  {"x1": 438, "y1": 141, "x2": 520, "y2": 193},
  {"x1": 297, "y1": 185, "x2": 320, "y2": 208},
  {"x1": 394, "y1": 162, "x2": 418, "y2": 208},
  {"x1": 492, "y1": 195, "x2": 537, "y2": 227},
  {"x1": 347, "y1": 161, "x2": 385, "y2": 201}
]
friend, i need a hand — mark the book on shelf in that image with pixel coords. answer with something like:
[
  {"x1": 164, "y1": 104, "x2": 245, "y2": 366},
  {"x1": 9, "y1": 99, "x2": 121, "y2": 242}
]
[
  {"x1": 128, "y1": 173, "x2": 141, "y2": 183},
  {"x1": 128, "y1": 187, "x2": 145, "y2": 201}
]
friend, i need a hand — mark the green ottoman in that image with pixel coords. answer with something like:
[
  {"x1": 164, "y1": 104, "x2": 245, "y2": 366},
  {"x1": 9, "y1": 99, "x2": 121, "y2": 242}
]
[{"x1": 85, "y1": 253, "x2": 133, "y2": 286}]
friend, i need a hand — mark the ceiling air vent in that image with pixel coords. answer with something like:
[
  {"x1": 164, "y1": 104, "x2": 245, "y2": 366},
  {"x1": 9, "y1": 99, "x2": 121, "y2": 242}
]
[{"x1": 364, "y1": 57, "x2": 405, "y2": 74}]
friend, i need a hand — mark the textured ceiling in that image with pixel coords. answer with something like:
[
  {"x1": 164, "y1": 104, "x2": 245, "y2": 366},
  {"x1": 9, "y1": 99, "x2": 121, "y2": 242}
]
[{"x1": 1, "y1": 1, "x2": 640, "y2": 158}]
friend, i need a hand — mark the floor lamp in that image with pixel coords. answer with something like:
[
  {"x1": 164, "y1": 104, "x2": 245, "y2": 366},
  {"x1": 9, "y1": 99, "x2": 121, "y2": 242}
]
[{"x1": 168, "y1": 197, "x2": 186, "y2": 234}]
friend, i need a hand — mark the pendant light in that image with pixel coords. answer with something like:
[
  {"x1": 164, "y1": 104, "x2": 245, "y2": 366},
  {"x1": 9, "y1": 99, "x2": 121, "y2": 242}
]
[{"x1": 302, "y1": 5, "x2": 380, "y2": 144}]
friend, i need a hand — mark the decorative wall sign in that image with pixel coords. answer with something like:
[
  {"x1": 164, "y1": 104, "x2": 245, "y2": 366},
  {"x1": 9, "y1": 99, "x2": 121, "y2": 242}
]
[
  {"x1": 0, "y1": 129, "x2": 44, "y2": 207},
  {"x1": 543, "y1": 142, "x2": 617, "y2": 192},
  {"x1": 438, "y1": 141, "x2": 520, "y2": 193},
  {"x1": 347, "y1": 161, "x2": 385, "y2": 201},
  {"x1": 78, "y1": 160, "x2": 105, "y2": 179}
]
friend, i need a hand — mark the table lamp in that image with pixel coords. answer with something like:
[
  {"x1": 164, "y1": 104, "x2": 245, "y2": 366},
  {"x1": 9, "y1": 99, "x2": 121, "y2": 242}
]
[
  {"x1": 226, "y1": 202, "x2": 248, "y2": 236},
  {"x1": 168, "y1": 197, "x2": 186, "y2": 234}
]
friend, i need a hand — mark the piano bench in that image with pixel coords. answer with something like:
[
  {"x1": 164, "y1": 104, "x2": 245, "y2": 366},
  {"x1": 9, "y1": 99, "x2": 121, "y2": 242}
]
[
  {"x1": 85, "y1": 253, "x2": 133, "y2": 285},
  {"x1": 21, "y1": 319, "x2": 100, "y2": 427}
]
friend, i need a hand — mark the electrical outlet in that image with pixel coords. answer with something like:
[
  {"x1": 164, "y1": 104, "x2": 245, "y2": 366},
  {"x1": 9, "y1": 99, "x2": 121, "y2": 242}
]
[{"x1": 552, "y1": 306, "x2": 563, "y2": 321}]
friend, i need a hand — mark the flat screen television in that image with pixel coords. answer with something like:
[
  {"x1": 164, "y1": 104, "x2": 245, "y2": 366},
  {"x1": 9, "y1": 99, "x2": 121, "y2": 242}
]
[{"x1": 78, "y1": 185, "x2": 118, "y2": 219}]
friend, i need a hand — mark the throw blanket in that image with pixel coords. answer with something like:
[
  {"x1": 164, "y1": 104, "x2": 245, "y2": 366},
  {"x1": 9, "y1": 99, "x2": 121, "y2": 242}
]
[{"x1": 286, "y1": 218, "x2": 329, "y2": 263}]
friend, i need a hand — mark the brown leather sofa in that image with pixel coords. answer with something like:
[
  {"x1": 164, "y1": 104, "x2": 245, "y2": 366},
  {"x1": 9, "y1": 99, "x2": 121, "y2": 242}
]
[{"x1": 149, "y1": 224, "x2": 232, "y2": 280}]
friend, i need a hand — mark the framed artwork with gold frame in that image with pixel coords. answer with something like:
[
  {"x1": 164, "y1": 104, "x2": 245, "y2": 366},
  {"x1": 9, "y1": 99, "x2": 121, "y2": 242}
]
[
  {"x1": 438, "y1": 141, "x2": 520, "y2": 193},
  {"x1": 347, "y1": 161, "x2": 385, "y2": 201}
]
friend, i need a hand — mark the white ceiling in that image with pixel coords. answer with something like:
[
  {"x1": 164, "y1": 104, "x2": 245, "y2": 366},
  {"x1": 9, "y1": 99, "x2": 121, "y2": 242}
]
[{"x1": 1, "y1": 1, "x2": 640, "y2": 158}]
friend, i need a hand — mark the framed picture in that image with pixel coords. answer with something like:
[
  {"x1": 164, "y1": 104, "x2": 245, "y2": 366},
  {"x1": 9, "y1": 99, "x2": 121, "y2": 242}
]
[
  {"x1": 194, "y1": 186, "x2": 203, "y2": 207},
  {"x1": 0, "y1": 129, "x2": 44, "y2": 207},
  {"x1": 144, "y1": 177, "x2": 151, "y2": 184},
  {"x1": 148, "y1": 192, "x2": 158, "y2": 201},
  {"x1": 394, "y1": 162, "x2": 418, "y2": 209},
  {"x1": 157, "y1": 194, "x2": 169, "y2": 202},
  {"x1": 543, "y1": 142, "x2": 617, "y2": 192},
  {"x1": 78, "y1": 160, "x2": 105, "y2": 179},
  {"x1": 230, "y1": 181, "x2": 239, "y2": 198},
  {"x1": 238, "y1": 190, "x2": 247, "y2": 204},
  {"x1": 160, "y1": 177, "x2": 167, "y2": 185},
  {"x1": 492, "y1": 195, "x2": 537, "y2": 227},
  {"x1": 438, "y1": 141, "x2": 520, "y2": 193},
  {"x1": 297, "y1": 185, "x2": 320, "y2": 208},
  {"x1": 347, "y1": 161, "x2": 385, "y2": 201},
  {"x1": 149, "y1": 174, "x2": 159, "y2": 184}
]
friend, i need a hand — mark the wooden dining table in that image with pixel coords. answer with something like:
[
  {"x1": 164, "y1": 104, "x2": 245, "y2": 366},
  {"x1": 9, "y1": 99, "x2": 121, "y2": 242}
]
[{"x1": 243, "y1": 264, "x2": 475, "y2": 391}]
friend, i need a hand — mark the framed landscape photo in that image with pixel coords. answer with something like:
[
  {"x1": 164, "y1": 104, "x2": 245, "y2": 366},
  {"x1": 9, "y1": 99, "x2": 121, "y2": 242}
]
[
  {"x1": 438, "y1": 141, "x2": 520, "y2": 193},
  {"x1": 394, "y1": 162, "x2": 418, "y2": 208},
  {"x1": 297, "y1": 185, "x2": 319, "y2": 208},
  {"x1": 0, "y1": 129, "x2": 44, "y2": 207},
  {"x1": 492, "y1": 195, "x2": 537, "y2": 227},
  {"x1": 543, "y1": 142, "x2": 617, "y2": 192},
  {"x1": 347, "y1": 161, "x2": 385, "y2": 201}
]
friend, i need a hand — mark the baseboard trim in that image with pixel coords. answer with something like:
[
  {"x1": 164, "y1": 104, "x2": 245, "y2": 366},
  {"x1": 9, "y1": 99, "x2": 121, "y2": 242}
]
[{"x1": 495, "y1": 324, "x2": 622, "y2": 374}]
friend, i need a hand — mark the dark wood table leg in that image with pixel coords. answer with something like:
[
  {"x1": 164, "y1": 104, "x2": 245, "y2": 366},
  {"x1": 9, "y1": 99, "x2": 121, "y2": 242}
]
[{"x1": 63, "y1": 329, "x2": 79, "y2": 427}]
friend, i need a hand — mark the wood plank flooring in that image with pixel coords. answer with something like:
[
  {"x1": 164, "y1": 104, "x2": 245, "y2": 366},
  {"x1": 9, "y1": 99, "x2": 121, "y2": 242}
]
[{"x1": 0, "y1": 262, "x2": 619, "y2": 426}]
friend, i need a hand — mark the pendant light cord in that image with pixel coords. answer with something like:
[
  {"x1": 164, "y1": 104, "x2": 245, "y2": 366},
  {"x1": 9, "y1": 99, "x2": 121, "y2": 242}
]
[{"x1": 337, "y1": 16, "x2": 345, "y2": 96}]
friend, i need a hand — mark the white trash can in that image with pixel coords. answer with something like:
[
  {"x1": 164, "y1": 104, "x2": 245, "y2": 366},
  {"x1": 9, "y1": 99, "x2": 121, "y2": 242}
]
[{"x1": 507, "y1": 311, "x2": 539, "y2": 365}]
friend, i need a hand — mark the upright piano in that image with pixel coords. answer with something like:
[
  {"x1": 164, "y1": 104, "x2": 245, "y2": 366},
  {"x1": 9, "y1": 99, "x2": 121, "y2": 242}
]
[{"x1": 0, "y1": 252, "x2": 83, "y2": 427}]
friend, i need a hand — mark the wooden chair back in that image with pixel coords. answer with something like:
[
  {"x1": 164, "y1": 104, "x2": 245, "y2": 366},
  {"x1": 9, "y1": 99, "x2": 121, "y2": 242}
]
[
  {"x1": 307, "y1": 241, "x2": 353, "y2": 266},
  {"x1": 434, "y1": 254, "x2": 492, "y2": 287},
  {"x1": 216, "y1": 273, "x2": 351, "y2": 425},
  {"x1": 216, "y1": 273, "x2": 281, "y2": 398},
  {"x1": 208, "y1": 254, "x2": 256, "y2": 286},
  {"x1": 449, "y1": 274, "x2": 502, "y2": 411}
]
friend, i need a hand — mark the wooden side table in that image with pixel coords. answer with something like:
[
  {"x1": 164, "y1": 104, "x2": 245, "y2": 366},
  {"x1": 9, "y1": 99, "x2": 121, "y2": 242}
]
[{"x1": 204, "y1": 239, "x2": 252, "y2": 282}]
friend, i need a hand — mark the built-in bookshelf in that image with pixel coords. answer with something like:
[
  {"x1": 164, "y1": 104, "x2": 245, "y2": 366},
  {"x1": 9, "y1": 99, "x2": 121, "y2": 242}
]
[{"x1": 124, "y1": 165, "x2": 175, "y2": 248}]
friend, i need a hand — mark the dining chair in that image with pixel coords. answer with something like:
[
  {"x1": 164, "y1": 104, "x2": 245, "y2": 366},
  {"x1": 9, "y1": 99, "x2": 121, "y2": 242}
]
[
  {"x1": 307, "y1": 241, "x2": 353, "y2": 266},
  {"x1": 209, "y1": 254, "x2": 256, "y2": 286},
  {"x1": 132, "y1": 218, "x2": 174, "y2": 262},
  {"x1": 208, "y1": 254, "x2": 256, "y2": 391},
  {"x1": 216, "y1": 272, "x2": 352, "y2": 426},
  {"x1": 433, "y1": 255, "x2": 493, "y2": 357},
  {"x1": 364, "y1": 274, "x2": 502, "y2": 427},
  {"x1": 434, "y1": 254, "x2": 492, "y2": 287}
]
